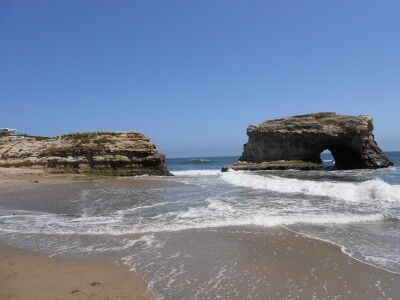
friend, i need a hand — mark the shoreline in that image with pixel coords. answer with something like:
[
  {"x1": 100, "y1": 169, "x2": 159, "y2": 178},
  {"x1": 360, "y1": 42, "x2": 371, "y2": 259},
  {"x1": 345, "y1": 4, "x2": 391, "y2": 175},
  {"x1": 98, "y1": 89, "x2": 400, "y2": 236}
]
[
  {"x1": 283, "y1": 225, "x2": 400, "y2": 276},
  {"x1": 0, "y1": 167, "x2": 90, "y2": 191},
  {"x1": 2, "y1": 226, "x2": 400, "y2": 299},
  {"x1": 1, "y1": 166, "x2": 400, "y2": 298},
  {"x1": 0, "y1": 167, "x2": 172, "y2": 300},
  {"x1": 0, "y1": 167, "x2": 181, "y2": 192},
  {"x1": 0, "y1": 243, "x2": 154, "y2": 300}
]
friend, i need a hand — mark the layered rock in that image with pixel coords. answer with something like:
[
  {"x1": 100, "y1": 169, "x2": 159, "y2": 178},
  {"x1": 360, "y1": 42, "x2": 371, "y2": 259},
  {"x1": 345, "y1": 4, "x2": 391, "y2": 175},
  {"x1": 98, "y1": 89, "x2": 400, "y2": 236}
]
[
  {"x1": 230, "y1": 112, "x2": 392, "y2": 171},
  {"x1": 0, "y1": 132, "x2": 171, "y2": 176}
]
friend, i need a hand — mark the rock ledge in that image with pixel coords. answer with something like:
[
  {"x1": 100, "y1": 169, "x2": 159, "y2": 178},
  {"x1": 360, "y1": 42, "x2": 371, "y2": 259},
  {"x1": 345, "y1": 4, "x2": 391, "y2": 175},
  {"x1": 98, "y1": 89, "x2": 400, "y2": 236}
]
[
  {"x1": 227, "y1": 112, "x2": 392, "y2": 171},
  {"x1": 0, "y1": 132, "x2": 171, "y2": 176}
]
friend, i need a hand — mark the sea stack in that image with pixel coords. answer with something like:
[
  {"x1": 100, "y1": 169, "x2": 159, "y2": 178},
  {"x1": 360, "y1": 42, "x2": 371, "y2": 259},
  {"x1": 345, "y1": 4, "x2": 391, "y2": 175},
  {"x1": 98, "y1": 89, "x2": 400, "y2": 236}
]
[
  {"x1": 0, "y1": 131, "x2": 171, "y2": 176},
  {"x1": 229, "y1": 112, "x2": 392, "y2": 171}
]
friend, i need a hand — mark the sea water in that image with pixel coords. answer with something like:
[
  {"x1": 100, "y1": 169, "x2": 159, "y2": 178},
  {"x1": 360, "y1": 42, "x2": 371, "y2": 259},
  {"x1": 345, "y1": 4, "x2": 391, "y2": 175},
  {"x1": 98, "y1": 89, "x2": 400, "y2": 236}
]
[{"x1": 0, "y1": 152, "x2": 399, "y2": 298}]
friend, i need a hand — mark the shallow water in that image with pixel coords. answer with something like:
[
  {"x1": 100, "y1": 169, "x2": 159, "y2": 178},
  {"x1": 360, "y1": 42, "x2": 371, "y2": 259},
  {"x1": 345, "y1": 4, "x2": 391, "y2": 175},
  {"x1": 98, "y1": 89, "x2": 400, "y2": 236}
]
[{"x1": 0, "y1": 152, "x2": 399, "y2": 298}]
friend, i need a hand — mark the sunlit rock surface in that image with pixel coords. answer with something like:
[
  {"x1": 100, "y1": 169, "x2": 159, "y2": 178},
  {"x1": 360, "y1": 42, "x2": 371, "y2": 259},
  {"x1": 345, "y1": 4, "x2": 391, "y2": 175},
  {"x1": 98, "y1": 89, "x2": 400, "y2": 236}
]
[
  {"x1": 0, "y1": 132, "x2": 170, "y2": 176},
  {"x1": 231, "y1": 112, "x2": 392, "y2": 171}
]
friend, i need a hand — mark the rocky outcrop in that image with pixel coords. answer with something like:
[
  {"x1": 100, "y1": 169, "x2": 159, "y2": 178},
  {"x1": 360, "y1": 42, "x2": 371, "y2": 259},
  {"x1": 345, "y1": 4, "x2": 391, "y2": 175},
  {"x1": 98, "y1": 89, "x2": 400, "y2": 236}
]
[
  {"x1": 229, "y1": 112, "x2": 392, "y2": 171},
  {"x1": 0, "y1": 132, "x2": 171, "y2": 176}
]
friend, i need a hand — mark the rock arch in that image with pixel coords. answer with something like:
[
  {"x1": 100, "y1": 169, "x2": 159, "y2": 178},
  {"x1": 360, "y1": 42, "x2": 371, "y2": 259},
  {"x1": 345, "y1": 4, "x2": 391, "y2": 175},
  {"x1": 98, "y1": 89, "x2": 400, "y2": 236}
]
[
  {"x1": 319, "y1": 149, "x2": 335, "y2": 169},
  {"x1": 231, "y1": 113, "x2": 392, "y2": 171}
]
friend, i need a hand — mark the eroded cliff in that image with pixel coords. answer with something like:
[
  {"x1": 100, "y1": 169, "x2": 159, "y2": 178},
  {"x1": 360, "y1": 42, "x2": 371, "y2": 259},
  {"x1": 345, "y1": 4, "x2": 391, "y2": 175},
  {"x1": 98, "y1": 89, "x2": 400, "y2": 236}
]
[
  {"x1": 231, "y1": 112, "x2": 392, "y2": 171},
  {"x1": 0, "y1": 132, "x2": 171, "y2": 176}
]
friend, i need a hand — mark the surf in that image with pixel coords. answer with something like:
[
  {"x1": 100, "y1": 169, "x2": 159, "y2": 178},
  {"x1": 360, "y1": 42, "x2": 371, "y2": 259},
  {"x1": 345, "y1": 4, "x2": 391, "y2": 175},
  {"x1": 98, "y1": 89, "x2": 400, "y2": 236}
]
[{"x1": 220, "y1": 170, "x2": 400, "y2": 204}]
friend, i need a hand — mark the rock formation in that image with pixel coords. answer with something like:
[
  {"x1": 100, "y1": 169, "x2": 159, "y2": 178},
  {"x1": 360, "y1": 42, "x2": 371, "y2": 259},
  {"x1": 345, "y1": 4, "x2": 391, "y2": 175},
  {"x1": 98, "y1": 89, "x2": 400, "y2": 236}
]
[
  {"x1": 229, "y1": 112, "x2": 392, "y2": 171},
  {"x1": 0, "y1": 132, "x2": 171, "y2": 176}
]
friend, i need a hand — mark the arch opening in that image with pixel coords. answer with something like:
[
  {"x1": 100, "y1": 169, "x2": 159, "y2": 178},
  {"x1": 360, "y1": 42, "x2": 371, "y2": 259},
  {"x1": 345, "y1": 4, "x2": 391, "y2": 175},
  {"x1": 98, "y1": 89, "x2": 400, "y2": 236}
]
[{"x1": 320, "y1": 149, "x2": 336, "y2": 170}]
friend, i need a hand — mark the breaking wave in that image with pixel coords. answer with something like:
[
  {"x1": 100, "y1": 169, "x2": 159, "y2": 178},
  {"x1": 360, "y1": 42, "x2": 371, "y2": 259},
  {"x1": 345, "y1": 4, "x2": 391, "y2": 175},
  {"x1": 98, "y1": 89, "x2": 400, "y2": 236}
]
[
  {"x1": 0, "y1": 197, "x2": 385, "y2": 236},
  {"x1": 221, "y1": 171, "x2": 400, "y2": 204},
  {"x1": 1, "y1": 156, "x2": 400, "y2": 278},
  {"x1": 172, "y1": 169, "x2": 221, "y2": 176}
]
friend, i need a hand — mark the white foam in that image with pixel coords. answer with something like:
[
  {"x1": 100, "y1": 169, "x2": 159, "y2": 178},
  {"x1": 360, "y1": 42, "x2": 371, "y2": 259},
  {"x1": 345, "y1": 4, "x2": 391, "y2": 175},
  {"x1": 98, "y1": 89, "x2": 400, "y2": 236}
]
[
  {"x1": 206, "y1": 198, "x2": 236, "y2": 213},
  {"x1": 189, "y1": 159, "x2": 211, "y2": 162},
  {"x1": 221, "y1": 171, "x2": 400, "y2": 204},
  {"x1": 251, "y1": 212, "x2": 382, "y2": 226},
  {"x1": 171, "y1": 169, "x2": 220, "y2": 176},
  {"x1": 164, "y1": 211, "x2": 383, "y2": 231},
  {"x1": 0, "y1": 209, "x2": 383, "y2": 236},
  {"x1": 0, "y1": 170, "x2": 397, "y2": 235}
]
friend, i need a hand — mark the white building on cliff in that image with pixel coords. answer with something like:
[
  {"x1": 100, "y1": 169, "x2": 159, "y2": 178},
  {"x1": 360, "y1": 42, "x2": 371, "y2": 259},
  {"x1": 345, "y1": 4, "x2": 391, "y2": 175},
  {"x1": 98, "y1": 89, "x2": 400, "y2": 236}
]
[{"x1": 0, "y1": 128, "x2": 17, "y2": 135}]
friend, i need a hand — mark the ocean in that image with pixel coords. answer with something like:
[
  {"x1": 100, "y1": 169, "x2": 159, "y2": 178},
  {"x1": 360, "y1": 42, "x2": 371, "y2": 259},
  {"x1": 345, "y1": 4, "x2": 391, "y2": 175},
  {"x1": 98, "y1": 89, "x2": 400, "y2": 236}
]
[{"x1": 0, "y1": 152, "x2": 399, "y2": 298}]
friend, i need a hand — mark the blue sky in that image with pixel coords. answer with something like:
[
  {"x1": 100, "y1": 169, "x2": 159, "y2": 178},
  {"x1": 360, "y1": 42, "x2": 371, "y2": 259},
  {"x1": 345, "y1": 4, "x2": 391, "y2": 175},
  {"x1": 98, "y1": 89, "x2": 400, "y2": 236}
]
[{"x1": 1, "y1": 1, "x2": 399, "y2": 157}]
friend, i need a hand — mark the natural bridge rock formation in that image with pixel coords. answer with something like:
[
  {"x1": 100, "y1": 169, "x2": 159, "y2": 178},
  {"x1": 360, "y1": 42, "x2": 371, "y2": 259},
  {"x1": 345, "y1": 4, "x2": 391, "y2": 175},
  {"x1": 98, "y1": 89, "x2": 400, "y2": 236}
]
[
  {"x1": 0, "y1": 132, "x2": 171, "y2": 176},
  {"x1": 230, "y1": 112, "x2": 392, "y2": 171}
]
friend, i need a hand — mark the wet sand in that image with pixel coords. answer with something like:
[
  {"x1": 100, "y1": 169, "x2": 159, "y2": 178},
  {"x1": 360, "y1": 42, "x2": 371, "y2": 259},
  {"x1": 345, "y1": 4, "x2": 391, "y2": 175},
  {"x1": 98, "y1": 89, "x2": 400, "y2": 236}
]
[
  {"x1": 139, "y1": 227, "x2": 400, "y2": 299},
  {"x1": 3, "y1": 228, "x2": 399, "y2": 300},
  {"x1": 0, "y1": 167, "x2": 181, "y2": 191},
  {"x1": 236, "y1": 227, "x2": 400, "y2": 299},
  {"x1": 0, "y1": 244, "x2": 154, "y2": 300},
  {"x1": 0, "y1": 167, "x2": 89, "y2": 191}
]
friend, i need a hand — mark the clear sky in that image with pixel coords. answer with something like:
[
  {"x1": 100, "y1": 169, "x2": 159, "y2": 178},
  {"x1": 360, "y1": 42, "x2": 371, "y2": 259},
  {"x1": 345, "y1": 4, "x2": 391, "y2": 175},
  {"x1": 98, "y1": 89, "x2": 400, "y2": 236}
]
[{"x1": 1, "y1": 1, "x2": 399, "y2": 157}]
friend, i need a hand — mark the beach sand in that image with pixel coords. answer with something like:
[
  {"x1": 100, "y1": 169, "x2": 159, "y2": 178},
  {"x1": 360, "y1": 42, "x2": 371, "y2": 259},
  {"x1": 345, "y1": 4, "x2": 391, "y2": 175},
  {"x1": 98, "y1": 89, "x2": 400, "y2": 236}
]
[
  {"x1": 0, "y1": 244, "x2": 154, "y2": 300},
  {"x1": 0, "y1": 167, "x2": 88, "y2": 191},
  {"x1": 0, "y1": 167, "x2": 171, "y2": 300},
  {"x1": 0, "y1": 167, "x2": 180, "y2": 191},
  {"x1": 141, "y1": 227, "x2": 400, "y2": 299}
]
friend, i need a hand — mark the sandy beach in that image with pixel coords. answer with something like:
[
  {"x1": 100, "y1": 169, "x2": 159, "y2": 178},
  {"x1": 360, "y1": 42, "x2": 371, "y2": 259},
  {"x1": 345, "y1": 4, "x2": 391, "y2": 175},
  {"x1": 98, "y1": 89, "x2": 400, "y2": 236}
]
[
  {"x1": 2, "y1": 227, "x2": 400, "y2": 300},
  {"x1": 0, "y1": 244, "x2": 154, "y2": 300},
  {"x1": 134, "y1": 227, "x2": 400, "y2": 299},
  {"x1": 1, "y1": 167, "x2": 400, "y2": 299},
  {"x1": 0, "y1": 167, "x2": 88, "y2": 191},
  {"x1": 0, "y1": 167, "x2": 180, "y2": 191},
  {"x1": 0, "y1": 168, "x2": 165, "y2": 300}
]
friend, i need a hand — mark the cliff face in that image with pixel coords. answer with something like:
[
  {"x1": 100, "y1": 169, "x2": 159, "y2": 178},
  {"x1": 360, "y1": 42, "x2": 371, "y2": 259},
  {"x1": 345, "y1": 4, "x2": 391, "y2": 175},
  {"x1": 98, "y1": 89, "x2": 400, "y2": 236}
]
[
  {"x1": 233, "y1": 112, "x2": 392, "y2": 171},
  {"x1": 0, "y1": 132, "x2": 171, "y2": 176}
]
